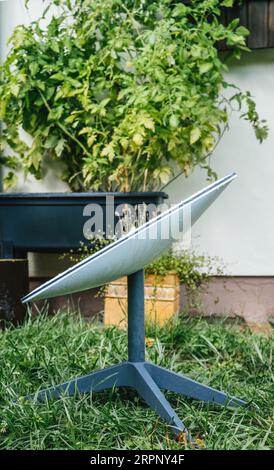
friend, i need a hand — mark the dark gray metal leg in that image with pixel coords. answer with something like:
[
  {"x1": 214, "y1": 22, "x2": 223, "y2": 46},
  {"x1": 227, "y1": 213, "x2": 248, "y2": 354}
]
[
  {"x1": 146, "y1": 363, "x2": 247, "y2": 407},
  {"x1": 134, "y1": 363, "x2": 189, "y2": 437},
  {"x1": 128, "y1": 270, "x2": 145, "y2": 362},
  {"x1": 32, "y1": 362, "x2": 130, "y2": 401}
]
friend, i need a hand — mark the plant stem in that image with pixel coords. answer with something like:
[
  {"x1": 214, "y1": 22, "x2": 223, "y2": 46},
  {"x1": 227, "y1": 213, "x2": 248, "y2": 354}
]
[{"x1": 38, "y1": 90, "x2": 93, "y2": 159}]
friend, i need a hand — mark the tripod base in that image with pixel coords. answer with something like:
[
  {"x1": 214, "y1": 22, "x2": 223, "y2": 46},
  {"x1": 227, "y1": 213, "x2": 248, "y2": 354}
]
[{"x1": 31, "y1": 361, "x2": 246, "y2": 440}]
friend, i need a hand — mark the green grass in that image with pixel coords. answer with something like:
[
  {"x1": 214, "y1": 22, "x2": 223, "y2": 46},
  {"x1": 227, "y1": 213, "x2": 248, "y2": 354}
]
[{"x1": 0, "y1": 311, "x2": 273, "y2": 450}]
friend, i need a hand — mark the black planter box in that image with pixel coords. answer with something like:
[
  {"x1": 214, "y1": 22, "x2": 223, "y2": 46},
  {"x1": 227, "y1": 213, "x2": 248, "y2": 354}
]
[{"x1": 0, "y1": 192, "x2": 168, "y2": 259}]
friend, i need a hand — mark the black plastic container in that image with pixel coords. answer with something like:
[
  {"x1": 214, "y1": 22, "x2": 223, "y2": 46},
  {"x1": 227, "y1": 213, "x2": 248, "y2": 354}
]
[{"x1": 0, "y1": 192, "x2": 168, "y2": 258}]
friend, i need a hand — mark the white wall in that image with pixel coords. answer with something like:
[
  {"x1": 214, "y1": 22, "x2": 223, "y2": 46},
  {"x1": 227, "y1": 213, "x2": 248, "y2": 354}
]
[
  {"x1": 1, "y1": 1, "x2": 274, "y2": 275},
  {"x1": 167, "y1": 50, "x2": 274, "y2": 276}
]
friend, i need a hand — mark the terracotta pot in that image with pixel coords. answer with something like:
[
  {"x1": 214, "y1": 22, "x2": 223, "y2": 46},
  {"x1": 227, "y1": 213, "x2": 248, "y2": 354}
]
[{"x1": 104, "y1": 272, "x2": 180, "y2": 327}]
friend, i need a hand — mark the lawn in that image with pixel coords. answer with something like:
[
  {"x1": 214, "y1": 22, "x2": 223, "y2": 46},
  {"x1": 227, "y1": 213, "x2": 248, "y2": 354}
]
[{"x1": 0, "y1": 311, "x2": 273, "y2": 450}]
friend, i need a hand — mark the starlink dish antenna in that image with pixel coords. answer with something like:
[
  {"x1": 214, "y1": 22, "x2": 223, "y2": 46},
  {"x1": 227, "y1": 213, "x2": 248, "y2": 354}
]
[{"x1": 22, "y1": 173, "x2": 246, "y2": 441}]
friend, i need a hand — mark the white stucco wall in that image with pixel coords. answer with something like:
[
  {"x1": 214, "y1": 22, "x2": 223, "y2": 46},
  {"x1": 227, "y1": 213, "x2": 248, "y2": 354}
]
[
  {"x1": 1, "y1": 1, "x2": 274, "y2": 276},
  {"x1": 167, "y1": 50, "x2": 274, "y2": 276}
]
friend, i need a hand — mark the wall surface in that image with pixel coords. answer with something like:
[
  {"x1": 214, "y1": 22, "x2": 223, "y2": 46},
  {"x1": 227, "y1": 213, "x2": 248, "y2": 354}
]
[
  {"x1": 0, "y1": 1, "x2": 274, "y2": 277},
  {"x1": 168, "y1": 50, "x2": 274, "y2": 276}
]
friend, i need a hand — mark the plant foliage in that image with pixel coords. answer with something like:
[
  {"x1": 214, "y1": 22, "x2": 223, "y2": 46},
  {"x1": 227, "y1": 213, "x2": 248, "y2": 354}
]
[
  {"x1": 0, "y1": 0, "x2": 268, "y2": 191},
  {"x1": 146, "y1": 248, "x2": 222, "y2": 293}
]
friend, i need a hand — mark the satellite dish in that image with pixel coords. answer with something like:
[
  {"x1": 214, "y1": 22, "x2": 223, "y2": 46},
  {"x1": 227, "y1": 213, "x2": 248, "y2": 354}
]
[
  {"x1": 22, "y1": 173, "x2": 236, "y2": 303},
  {"x1": 21, "y1": 172, "x2": 246, "y2": 441}
]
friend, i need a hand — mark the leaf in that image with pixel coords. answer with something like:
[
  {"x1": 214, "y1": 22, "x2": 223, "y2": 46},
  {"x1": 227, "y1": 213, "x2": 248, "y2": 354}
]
[
  {"x1": 56, "y1": 138, "x2": 65, "y2": 157},
  {"x1": 29, "y1": 62, "x2": 39, "y2": 76},
  {"x1": 169, "y1": 115, "x2": 179, "y2": 128},
  {"x1": 11, "y1": 28, "x2": 27, "y2": 48},
  {"x1": 153, "y1": 166, "x2": 171, "y2": 185},
  {"x1": 132, "y1": 133, "x2": 143, "y2": 146},
  {"x1": 228, "y1": 18, "x2": 240, "y2": 30},
  {"x1": 190, "y1": 46, "x2": 203, "y2": 58},
  {"x1": 142, "y1": 117, "x2": 155, "y2": 131},
  {"x1": 44, "y1": 134, "x2": 59, "y2": 149},
  {"x1": 227, "y1": 33, "x2": 246, "y2": 46},
  {"x1": 147, "y1": 32, "x2": 156, "y2": 46},
  {"x1": 101, "y1": 143, "x2": 115, "y2": 161},
  {"x1": 172, "y1": 4, "x2": 188, "y2": 17},
  {"x1": 221, "y1": 0, "x2": 233, "y2": 7},
  {"x1": 100, "y1": 98, "x2": 111, "y2": 108},
  {"x1": 10, "y1": 83, "x2": 20, "y2": 97},
  {"x1": 48, "y1": 106, "x2": 64, "y2": 121},
  {"x1": 65, "y1": 113, "x2": 79, "y2": 124},
  {"x1": 29, "y1": 147, "x2": 42, "y2": 171},
  {"x1": 236, "y1": 26, "x2": 250, "y2": 38},
  {"x1": 50, "y1": 73, "x2": 65, "y2": 81},
  {"x1": 87, "y1": 135, "x2": 96, "y2": 146},
  {"x1": 120, "y1": 138, "x2": 129, "y2": 150},
  {"x1": 45, "y1": 87, "x2": 55, "y2": 100},
  {"x1": 190, "y1": 128, "x2": 201, "y2": 145},
  {"x1": 78, "y1": 127, "x2": 93, "y2": 136},
  {"x1": 4, "y1": 172, "x2": 18, "y2": 190},
  {"x1": 199, "y1": 63, "x2": 213, "y2": 74},
  {"x1": 50, "y1": 41, "x2": 60, "y2": 53}
]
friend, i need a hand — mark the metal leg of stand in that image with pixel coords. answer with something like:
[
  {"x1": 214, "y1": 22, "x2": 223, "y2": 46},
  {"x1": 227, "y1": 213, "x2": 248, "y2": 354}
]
[
  {"x1": 28, "y1": 363, "x2": 130, "y2": 401},
  {"x1": 146, "y1": 363, "x2": 247, "y2": 407},
  {"x1": 128, "y1": 269, "x2": 145, "y2": 363},
  {"x1": 134, "y1": 362, "x2": 189, "y2": 437}
]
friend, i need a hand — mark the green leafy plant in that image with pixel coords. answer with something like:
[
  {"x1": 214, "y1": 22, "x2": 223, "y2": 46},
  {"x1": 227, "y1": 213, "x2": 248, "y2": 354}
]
[
  {"x1": 60, "y1": 237, "x2": 114, "y2": 263},
  {"x1": 146, "y1": 248, "x2": 222, "y2": 300},
  {"x1": 0, "y1": 0, "x2": 268, "y2": 191}
]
